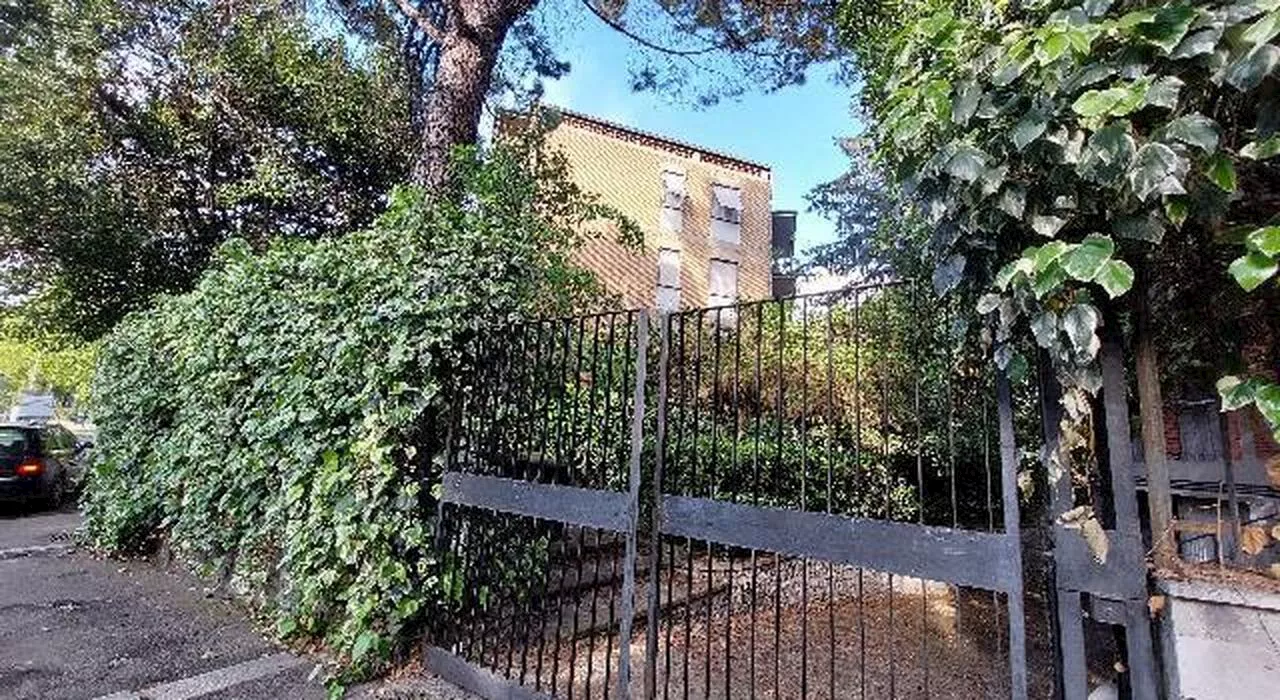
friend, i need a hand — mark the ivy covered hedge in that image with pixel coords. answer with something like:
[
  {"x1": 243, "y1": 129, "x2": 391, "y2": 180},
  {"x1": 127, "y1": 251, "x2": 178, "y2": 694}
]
[{"x1": 82, "y1": 135, "x2": 633, "y2": 681}]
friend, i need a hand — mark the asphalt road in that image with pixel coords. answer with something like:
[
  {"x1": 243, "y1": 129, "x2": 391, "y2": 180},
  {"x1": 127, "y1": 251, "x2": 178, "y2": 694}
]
[{"x1": 0, "y1": 504, "x2": 475, "y2": 700}]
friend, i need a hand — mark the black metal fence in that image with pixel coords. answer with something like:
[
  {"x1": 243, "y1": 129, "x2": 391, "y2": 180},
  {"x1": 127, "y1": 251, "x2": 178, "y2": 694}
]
[{"x1": 425, "y1": 283, "x2": 1160, "y2": 700}]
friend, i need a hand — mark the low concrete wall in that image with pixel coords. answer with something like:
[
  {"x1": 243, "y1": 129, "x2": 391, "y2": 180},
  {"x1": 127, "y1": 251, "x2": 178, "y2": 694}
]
[{"x1": 1159, "y1": 578, "x2": 1280, "y2": 699}]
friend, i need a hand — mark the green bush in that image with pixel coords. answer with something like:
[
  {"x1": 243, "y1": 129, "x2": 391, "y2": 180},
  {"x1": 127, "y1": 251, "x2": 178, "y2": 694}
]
[{"x1": 82, "y1": 137, "x2": 635, "y2": 682}]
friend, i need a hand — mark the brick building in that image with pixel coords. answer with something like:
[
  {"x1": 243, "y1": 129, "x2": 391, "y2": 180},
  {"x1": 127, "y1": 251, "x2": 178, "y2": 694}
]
[{"x1": 541, "y1": 108, "x2": 784, "y2": 312}]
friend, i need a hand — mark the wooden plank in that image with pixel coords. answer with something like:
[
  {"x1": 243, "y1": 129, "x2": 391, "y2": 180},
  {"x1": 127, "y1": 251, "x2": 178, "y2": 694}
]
[
  {"x1": 996, "y1": 371, "x2": 1029, "y2": 700},
  {"x1": 616, "y1": 310, "x2": 648, "y2": 699},
  {"x1": 659, "y1": 495, "x2": 1020, "y2": 593},
  {"x1": 1132, "y1": 271, "x2": 1175, "y2": 568},
  {"x1": 1052, "y1": 527, "x2": 1147, "y2": 601},
  {"x1": 440, "y1": 472, "x2": 630, "y2": 533},
  {"x1": 424, "y1": 646, "x2": 554, "y2": 700}
]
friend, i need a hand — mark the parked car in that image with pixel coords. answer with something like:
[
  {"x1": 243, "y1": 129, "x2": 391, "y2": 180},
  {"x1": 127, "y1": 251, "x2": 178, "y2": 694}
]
[{"x1": 0, "y1": 422, "x2": 91, "y2": 508}]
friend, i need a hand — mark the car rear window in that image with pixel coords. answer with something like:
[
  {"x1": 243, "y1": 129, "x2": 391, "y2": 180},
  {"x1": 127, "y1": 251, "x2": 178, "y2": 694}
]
[{"x1": 0, "y1": 428, "x2": 29, "y2": 456}]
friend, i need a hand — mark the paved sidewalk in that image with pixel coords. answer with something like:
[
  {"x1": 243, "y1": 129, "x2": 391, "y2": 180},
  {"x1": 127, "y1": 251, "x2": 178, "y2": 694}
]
[{"x1": 0, "y1": 505, "x2": 468, "y2": 700}]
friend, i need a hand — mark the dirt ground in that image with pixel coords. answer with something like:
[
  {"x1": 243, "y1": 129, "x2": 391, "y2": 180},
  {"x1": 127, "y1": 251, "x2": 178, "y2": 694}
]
[{"x1": 452, "y1": 550, "x2": 1064, "y2": 700}]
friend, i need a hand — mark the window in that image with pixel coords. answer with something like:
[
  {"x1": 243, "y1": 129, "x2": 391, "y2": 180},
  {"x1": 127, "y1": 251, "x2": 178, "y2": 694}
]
[
  {"x1": 711, "y1": 184, "x2": 741, "y2": 244},
  {"x1": 655, "y1": 248, "x2": 681, "y2": 312},
  {"x1": 708, "y1": 259, "x2": 738, "y2": 307},
  {"x1": 661, "y1": 171, "x2": 685, "y2": 233}
]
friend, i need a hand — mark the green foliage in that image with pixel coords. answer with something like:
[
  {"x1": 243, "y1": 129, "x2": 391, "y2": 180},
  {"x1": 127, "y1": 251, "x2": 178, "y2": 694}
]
[
  {"x1": 0, "y1": 0, "x2": 413, "y2": 339},
  {"x1": 0, "y1": 309, "x2": 96, "y2": 411},
  {"x1": 842, "y1": 0, "x2": 1280, "y2": 430},
  {"x1": 82, "y1": 136, "x2": 632, "y2": 683}
]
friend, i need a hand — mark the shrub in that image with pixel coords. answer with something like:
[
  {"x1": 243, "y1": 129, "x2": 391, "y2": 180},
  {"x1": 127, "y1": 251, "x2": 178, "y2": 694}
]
[{"x1": 82, "y1": 136, "x2": 636, "y2": 682}]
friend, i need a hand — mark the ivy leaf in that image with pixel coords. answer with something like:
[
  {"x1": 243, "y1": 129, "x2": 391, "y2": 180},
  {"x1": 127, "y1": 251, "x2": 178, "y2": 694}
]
[
  {"x1": 1031, "y1": 311, "x2": 1059, "y2": 348},
  {"x1": 1171, "y1": 26, "x2": 1224, "y2": 60},
  {"x1": 1225, "y1": 44, "x2": 1280, "y2": 91},
  {"x1": 952, "y1": 81, "x2": 982, "y2": 125},
  {"x1": 1164, "y1": 197, "x2": 1190, "y2": 228},
  {"x1": 1063, "y1": 234, "x2": 1115, "y2": 281},
  {"x1": 1073, "y1": 85, "x2": 1145, "y2": 117},
  {"x1": 1242, "y1": 9, "x2": 1280, "y2": 47},
  {"x1": 1228, "y1": 252, "x2": 1278, "y2": 291},
  {"x1": 1037, "y1": 32, "x2": 1072, "y2": 65},
  {"x1": 1035, "y1": 240, "x2": 1073, "y2": 270},
  {"x1": 1240, "y1": 136, "x2": 1280, "y2": 159},
  {"x1": 1128, "y1": 143, "x2": 1188, "y2": 200},
  {"x1": 932, "y1": 253, "x2": 967, "y2": 295},
  {"x1": 1034, "y1": 261, "x2": 1069, "y2": 298},
  {"x1": 1012, "y1": 110, "x2": 1049, "y2": 150},
  {"x1": 1144, "y1": 76, "x2": 1184, "y2": 109},
  {"x1": 1205, "y1": 153, "x2": 1238, "y2": 192},
  {"x1": 995, "y1": 255, "x2": 1035, "y2": 290},
  {"x1": 946, "y1": 144, "x2": 989, "y2": 182},
  {"x1": 976, "y1": 293, "x2": 1002, "y2": 314},
  {"x1": 1083, "y1": 0, "x2": 1114, "y2": 17},
  {"x1": 1217, "y1": 376, "x2": 1258, "y2": 412},
  {"x1": 1246, "y1": 226, "x2": 1280, "y2": 256},
  {"x1": 1062, "y1": 303, "x2": 1101, "y2": 355},
  {"x1": 1029, "y1": 213, "x2": 1068, "y2": 237},
  {"x1": 1078, "y1": 121, "x2": 1136, "y2": 185},
  {"x1": 1136, "y1": 4, "x2": 1197, "y2": 53},
  {"x1": 997, "y1": 184, "x2": 1027, "y2": 218},
  {"x1": 1095, "y1": 259, "x2": 1135, "y2": 298},
  {"x1": 1165, "y1": 113, "x2": 1220, "y2": 153},
  {"x1": 1257, "y1": 385, "x2": 1280, "y2": 431},
  {"x1": 1114, "y1": 212, "x2": 1167, "y2": 242}
]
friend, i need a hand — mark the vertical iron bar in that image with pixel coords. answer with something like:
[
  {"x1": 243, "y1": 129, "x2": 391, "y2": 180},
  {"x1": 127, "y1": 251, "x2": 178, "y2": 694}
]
[
  {"x1": 913, "y1": 284, "x2": 929, "y2": 700},
  {"x1": 750, "y1": 303, "x2": 764, "y2": 699},
  {"x1": 600, "y1": 314, "x2": 622, "y2": 699},
  {"x1": 800, "y1": 296, "x2": 810, "y2": 700},
  {"x1": 996, "y1": 371, "x2": 1029, "y2": 700},
  {"x1": 773, "y1": 299, "x2": 786, "y2": 700},
  {"x1": 617, "y1": 310, "x2": 650, "y2": 700},
  {"x1": 854, "y1": 291, "x2": 866, "y2": 700},
  {"x1": 724, "y1": 306, "x2": 742, "y2": 698},
  {"x1": 880, "y1": 289, "x2": 896, "y2": 699},
  {"x1": 825, "y1": 300, "x2": 836, "y2": 700},
  {"x1": 644, "y1": 313, "x2": 672, "y2": 700}
]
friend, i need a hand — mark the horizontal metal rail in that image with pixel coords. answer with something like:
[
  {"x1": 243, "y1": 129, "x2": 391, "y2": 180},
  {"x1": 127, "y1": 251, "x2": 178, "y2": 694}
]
[
  {"x1": 425, "y1": 645, "x2": 556, "y2": 700},
  {"x1": 659, "y1": 495, "x2": 1021, "y2": 593},
  {"x1": 440, "y1": 472, "x2": 631, "y2": 533}
]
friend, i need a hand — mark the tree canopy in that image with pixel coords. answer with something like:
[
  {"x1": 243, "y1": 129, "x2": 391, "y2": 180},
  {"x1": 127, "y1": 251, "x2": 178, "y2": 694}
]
[{"x1": 0, "y1": 0, "x2": 413, "y2": 338}]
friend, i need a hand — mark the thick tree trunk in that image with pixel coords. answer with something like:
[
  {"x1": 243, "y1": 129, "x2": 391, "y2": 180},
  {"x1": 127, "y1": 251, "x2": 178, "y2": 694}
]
[{"x1": 412, "y1": 0, "x2": 534, "y2": 192}]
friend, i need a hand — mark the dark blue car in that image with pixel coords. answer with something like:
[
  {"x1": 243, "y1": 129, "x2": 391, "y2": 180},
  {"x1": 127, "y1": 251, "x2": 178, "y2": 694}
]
[{"x1": 0, "y1": 423, "x2": 88, "y2": 508}]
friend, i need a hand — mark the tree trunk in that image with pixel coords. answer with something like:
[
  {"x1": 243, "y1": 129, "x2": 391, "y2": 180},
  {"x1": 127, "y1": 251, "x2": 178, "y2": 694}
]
[{"x1": 412, "y1": 0, "x2": 534, "y2": 192}]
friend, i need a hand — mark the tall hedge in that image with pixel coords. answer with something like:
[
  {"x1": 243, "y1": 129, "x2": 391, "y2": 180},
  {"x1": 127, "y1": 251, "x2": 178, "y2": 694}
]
[{"x1": 82, "y1": 136, "x2": 635, "y2": 680}]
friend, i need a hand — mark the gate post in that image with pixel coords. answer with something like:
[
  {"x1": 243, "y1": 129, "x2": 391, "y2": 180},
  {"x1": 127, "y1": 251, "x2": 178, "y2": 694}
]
[
  {"x1": 996, "y1": 370, "x2": 1029, "y2": 700},
  {"x1": 616, "y1": 310, "x2": 649, "y2": 700}
]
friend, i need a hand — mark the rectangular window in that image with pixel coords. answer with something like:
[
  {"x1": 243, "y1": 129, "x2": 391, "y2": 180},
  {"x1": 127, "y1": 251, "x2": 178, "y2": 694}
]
[
  {"x1": 711, "y1": 184, "x2": 741, "y2": 244},
  {"x1": 655, "y1": 248, "x2": 681, "y2": 312},
  {"x1": 661, "y1": 171, "x2": 685, "y2": 233},
  {"x1": 708, "y1": 259, "x2": 738, "y2": 306}
]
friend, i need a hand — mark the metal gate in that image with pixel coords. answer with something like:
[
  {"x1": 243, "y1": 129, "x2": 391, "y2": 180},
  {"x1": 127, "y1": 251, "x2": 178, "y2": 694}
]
[{"x1": 426, "y1": 283, "x2": 1157, "y2": 699}]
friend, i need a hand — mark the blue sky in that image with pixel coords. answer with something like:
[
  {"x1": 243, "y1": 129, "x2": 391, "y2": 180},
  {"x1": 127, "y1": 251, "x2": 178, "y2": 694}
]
[{"x1": 535, "y1": 13, "x2": 860, "y2": 254}]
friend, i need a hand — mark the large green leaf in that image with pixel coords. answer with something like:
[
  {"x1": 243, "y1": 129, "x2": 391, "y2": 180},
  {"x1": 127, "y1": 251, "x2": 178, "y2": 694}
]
[
  {"x1": 1079, "y1": 121, "x2": 1137, "y2": 185},
  {"x1": 1257, "y1": 384, "x2": 1280, "y2": 435},
  {"x1": 1095, "y1": 259, "x2": 1135, "y2": 297},
  {"x1": 1114, "y1": 212, "x2": 1167, "y2": 242},
  {"x1": 1242, "y1": 9, "x2": 1280, "y2": 47},
  {"x1": 1205, "y1": 153, "x2": 1238, "y2": 192},
  {"x1": 1228, "y1": 251, "x2": 1278, "y2": 291},
  {"x1": 1136, "y1": 4, "x2": 1198, "y2": 52},
  {"x1": 1072, "y1": 81, "x2": 1148, "y2": 117},
  {"x1": 1240, "y1": 136, "x2": 1280, "y2": 159},
  {"x1": 1128, "y1": 143, "x2": 1188, "y2": 200},
  {"x1": 1031, "y1": 311, "x2": 1059, "y2": 348},
  {"x1": 1012, "y1": 110, "x2": 1049, "y2": 150},
  {"x1": 1217, "y1": 375, "x2": 1258, "y2": 411},
  {"x1": 1165, "y1": 113, "x2": 1220, "y2": 152},
  {"x1": 1063, "y1": 234, "x2": 1115, "y2": 281},
  {"x1": 1035, "y1": 240, "x2": 1072, "y2": 270},
  {"x1": 1144, "y1": 76, "x2": 1184, "y2": 109},
  {"x1": 1247, "y1": 226, "x2": 1280, "y2": 256},
  {"x1": 998, "y1": 184, "x2": 1027, "y2": 218},
  {"x1": 1225, "y1": 44, "x2": 1280, "y2": 91},
  {"x1": 1171, "y1": 26, "x2": 1224, "y2": 59},
  {"x1": 1034, "y1": 260, "x2": 1069, "y2": 298},
  {"x1": 946, "y1": 144, "x2": 989, "y2": 182},
  {"x1": 1062, "y1": 303, "x2": 1101, "y2": 355},
  {"x1": 952, "y1": 81, "x2": 982, "y2": 125}
]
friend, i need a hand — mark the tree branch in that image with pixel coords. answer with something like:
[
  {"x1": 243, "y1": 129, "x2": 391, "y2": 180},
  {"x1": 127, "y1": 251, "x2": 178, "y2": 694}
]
[
  {"x1": 581, "y1": 0, "x2": 725, "y2": 57},
  {"x1": 391, "y1": 0, "x2": 446, "y2": 45}
]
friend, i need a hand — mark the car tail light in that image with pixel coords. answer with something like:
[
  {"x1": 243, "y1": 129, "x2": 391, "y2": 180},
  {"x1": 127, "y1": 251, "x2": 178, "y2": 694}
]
[{"x1": 16, "y1": 459, "x2": 42, "y2": 477}]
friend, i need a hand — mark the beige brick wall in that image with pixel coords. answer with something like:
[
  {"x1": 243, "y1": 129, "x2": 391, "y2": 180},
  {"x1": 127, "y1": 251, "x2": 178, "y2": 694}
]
[{"x1": 545, "y1": 113, "x2": 773, "y2": 311}]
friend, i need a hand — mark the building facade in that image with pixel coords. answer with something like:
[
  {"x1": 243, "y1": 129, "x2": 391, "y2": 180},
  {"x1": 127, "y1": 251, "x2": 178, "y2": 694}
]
[{"x1": 542, "y1": 109, "x2": 775, "y2": 312}]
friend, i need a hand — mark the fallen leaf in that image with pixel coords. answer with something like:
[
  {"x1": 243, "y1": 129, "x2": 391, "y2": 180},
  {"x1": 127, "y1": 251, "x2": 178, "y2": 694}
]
[
  {"x1": 1267, "y1": 455, "x2": 1280, "y2": 489},
  {"x1": 1148, "y1": 594, "x2": 1166, "y2": 618},
  {"x1": 1272, "y1": 524, "x2": 1280, "y2": 541},
  {"x1": 1240, "y1": 525, "x2": 1270, "y2": 556},
  {"x1": 1270, "y1": 563, "x2": 1280, "y2": 580}
]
